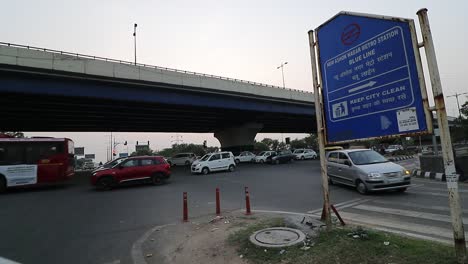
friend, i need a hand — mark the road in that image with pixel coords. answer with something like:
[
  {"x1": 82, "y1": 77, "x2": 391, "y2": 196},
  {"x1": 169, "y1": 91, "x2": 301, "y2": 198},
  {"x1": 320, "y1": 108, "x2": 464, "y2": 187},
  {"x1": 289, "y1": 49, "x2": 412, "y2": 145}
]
[{"x1": 0, "y1": 158, "x2": 467, "y2": 264}]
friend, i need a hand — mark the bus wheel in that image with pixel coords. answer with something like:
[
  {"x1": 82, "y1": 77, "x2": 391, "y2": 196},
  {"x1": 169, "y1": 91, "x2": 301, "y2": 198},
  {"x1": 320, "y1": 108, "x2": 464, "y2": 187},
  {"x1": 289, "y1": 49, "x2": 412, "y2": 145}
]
[
  {"x1": 96, "y1": 176, "x2": 115, "y2": 191},
  {"x1": 0, "y1": 176, "x2": 6, "y2": 193}
]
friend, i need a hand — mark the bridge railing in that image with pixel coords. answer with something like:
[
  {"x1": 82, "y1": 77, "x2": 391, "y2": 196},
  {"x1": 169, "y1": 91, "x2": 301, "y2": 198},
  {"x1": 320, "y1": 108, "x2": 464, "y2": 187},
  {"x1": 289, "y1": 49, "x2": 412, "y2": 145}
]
[{"x1": 0, "y1": 42, "x2": 311, "y2": 94}]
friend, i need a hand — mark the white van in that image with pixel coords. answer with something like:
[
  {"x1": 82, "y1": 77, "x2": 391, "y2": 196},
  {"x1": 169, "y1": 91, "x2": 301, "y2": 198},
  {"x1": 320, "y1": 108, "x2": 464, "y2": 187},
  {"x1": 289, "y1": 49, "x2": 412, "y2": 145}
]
[{"x1": 191, "y1": 151, "x2": 236, "y2": 175}]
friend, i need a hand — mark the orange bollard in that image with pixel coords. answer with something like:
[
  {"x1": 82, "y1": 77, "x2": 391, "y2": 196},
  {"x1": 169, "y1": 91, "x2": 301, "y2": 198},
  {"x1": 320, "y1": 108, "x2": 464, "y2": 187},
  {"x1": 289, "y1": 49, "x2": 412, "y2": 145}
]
[
  {"x1": 183, "y1": 192, "x2": 188, "y2": 222},
  {"x1": 245, "y1": 186, "x2": 251, "y2": 215},
  {"x1": 216, "y1": 187, "x2": 221, "y2": 216}
]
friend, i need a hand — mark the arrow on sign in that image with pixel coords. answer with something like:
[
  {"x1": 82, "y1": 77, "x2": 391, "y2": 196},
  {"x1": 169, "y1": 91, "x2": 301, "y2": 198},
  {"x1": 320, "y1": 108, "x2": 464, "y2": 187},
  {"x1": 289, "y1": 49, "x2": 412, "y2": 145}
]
[
  {"x1": 380, "y1": 115, "x2": 392, "y2": 130},
  {"x1": 349, "y1": 81, "x2": 377, "y2": 93}
]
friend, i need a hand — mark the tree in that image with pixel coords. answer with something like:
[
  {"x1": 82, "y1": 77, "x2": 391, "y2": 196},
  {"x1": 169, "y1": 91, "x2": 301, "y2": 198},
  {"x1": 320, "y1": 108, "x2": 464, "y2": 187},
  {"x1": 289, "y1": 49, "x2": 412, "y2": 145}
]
[
  {"x1": 304, "y1": 134, "x2": 318, "y2": 150},
  {"x1": 290, "y1": 138, "x2": 307, "y2": 149},
  {"x1": 254, "y1": 141, "x2": 269, "y2": 152},
  {"x1": 130, "y1": 148, "x2": 154, "y2": 156},
  {"x1": 0, "y1": 131, "x2": 24, "y2": 138},
  {"x1": 261, "y1": 138, "x2": 279, "y2": 150}
]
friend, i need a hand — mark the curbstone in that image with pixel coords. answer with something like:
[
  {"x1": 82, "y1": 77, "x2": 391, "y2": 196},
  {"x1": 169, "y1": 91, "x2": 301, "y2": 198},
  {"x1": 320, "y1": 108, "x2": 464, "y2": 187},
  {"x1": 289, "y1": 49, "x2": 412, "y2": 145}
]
[{"x1": 412, "y1": 170, "x2": 454, "y2": 182}]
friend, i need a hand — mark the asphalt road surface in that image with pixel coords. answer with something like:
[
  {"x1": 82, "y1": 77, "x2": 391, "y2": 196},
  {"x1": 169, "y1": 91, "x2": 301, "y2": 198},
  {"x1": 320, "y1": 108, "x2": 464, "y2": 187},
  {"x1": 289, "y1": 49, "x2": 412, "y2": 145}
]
[{"x1": 1, "y1": 158, "x2": 467, "y2": 264}]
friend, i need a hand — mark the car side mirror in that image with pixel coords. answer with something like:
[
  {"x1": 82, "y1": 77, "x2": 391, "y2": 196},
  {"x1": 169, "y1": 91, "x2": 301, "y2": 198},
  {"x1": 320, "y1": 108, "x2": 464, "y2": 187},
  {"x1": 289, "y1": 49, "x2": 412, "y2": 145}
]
[{"x1": 344, "y1": 160, "x2": 352, "y2": 166}]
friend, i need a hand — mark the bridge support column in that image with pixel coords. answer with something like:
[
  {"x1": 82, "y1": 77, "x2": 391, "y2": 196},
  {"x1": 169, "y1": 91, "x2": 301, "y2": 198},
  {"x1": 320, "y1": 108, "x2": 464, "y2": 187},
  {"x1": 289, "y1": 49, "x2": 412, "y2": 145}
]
[{"x1": 214, "y1": 123, "x2": 263, "y2": 155}]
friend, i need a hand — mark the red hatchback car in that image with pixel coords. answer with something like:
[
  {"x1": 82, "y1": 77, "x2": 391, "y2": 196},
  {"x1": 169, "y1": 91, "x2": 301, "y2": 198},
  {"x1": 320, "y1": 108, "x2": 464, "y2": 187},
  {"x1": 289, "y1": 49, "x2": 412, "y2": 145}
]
[{"x1": 91, "y1": 156, "x2": 170, "y2": 190}]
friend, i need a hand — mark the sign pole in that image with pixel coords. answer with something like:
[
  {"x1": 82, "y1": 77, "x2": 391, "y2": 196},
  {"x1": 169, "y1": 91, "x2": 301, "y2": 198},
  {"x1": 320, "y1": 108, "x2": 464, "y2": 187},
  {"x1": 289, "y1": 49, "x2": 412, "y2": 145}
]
[
  {"x1": 308, "y1": 30, "x2": 332, "y2": 229},
  {"x1": 417, "y1": 8, "x2": 466, "y2": 263}
]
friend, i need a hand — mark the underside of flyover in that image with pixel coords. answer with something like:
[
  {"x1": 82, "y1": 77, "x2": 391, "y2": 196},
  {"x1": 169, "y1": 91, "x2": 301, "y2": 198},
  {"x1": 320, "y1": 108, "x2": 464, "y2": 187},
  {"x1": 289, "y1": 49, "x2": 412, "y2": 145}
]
[{"x1": 0, "y1": 65, "x2": 316, "y2": 135}]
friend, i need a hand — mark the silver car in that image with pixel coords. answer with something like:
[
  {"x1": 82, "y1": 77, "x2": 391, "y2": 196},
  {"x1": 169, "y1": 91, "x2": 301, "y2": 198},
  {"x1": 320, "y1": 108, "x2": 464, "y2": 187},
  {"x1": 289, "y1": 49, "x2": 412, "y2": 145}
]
[{"x1": 327, "y1": 149, "x2": 411, "y2": 194}]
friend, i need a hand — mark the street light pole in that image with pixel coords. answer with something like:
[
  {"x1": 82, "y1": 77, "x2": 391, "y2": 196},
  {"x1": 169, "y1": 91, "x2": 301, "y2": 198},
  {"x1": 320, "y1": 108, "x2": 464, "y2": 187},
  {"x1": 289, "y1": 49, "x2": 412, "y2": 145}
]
[
  {"x1": 447, "y1": 92, "x2": 468, "y2": 119},
  {"x1": 133, "y1": 23, "x2": 137, "y2": 65},
  {"x1": 277, "y1": 62, "x2": 288, "y2": 88}
]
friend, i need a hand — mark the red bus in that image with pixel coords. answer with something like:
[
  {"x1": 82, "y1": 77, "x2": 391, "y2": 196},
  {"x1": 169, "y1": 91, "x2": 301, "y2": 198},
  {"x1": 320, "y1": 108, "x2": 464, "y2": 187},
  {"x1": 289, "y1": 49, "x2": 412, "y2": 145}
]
[{"x1": 0, "y1": 137, "x2": 75, "y2": 192}]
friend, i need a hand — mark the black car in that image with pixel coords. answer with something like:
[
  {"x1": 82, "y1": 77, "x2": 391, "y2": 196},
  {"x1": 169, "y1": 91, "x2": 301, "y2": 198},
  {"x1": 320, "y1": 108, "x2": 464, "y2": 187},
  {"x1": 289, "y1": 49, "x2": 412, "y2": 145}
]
[{"x1": 267, "y1": 150, "x2": 295, "y2": 164}]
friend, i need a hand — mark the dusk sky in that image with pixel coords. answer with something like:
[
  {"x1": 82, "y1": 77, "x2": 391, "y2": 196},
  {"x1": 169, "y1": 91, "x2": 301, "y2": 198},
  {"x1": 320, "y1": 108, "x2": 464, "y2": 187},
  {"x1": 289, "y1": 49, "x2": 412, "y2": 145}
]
[{"x1": 2, "y1": 0, "x2": 467, "y2": 162}]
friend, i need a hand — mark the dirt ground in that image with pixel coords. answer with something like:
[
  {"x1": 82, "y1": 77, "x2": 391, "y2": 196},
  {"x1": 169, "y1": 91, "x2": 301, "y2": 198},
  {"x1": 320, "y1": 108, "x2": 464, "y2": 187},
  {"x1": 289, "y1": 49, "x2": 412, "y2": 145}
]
[{"x1": 141, "y1": 211, "x2": 272, "y2": 264}]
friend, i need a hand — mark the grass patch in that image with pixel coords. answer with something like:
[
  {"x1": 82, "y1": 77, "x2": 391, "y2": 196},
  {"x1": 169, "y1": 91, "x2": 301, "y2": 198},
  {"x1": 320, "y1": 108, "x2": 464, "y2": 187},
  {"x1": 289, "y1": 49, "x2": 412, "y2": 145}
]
[{"x1": 228, "y1": 220, "x2": 457, "y2": 264}]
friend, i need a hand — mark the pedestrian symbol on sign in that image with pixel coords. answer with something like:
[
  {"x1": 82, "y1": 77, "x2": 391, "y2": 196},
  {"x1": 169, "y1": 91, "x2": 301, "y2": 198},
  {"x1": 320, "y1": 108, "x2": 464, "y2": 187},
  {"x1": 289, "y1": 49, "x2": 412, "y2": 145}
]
[{"x1": 332, "y1": 101, "x2": 348, "y2": 118}]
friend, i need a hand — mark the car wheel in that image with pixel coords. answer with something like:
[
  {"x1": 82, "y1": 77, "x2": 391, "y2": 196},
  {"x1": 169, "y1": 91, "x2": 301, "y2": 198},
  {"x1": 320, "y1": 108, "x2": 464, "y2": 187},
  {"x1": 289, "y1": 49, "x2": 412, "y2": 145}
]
[
  {"x1": 151, "y1": 173, "x2": 164, "y2": 185},
  {"x1": 260, "y1": 159, "x2": 264, "y2": 164},
  {"x1": 397, "y1": 187, "x2": 407, "y2": 193},
  {"x1": 313, "y1": 155, "x2": 317, "y2": 160},
  {"x1": 202, "y1": 167, "x2": 210, "y2": 175},
  {"x1": 235, "y1": 159, "x2": 240, "y2": 164},
  {"x1": 96, "y1": 176, "x2": 116, "y2": 191},
  {"x1": 228, "y1": 165, "x2": 235, "y2": 172},
  {"x1": 356, "y1": 180, "x2": 368, "y2": 195},
  {"x1": 275, "y1": 159, "x2": 280, "y2": 165},
  {"x1": 0, "y1": 176, "x2": 6, "y2": 193},
  {"x1": 301, "y1": 156, "x2": 305, "y2": 160},
  {"x1": 185, "y1": 160, "x2": 191, "y2": 166}
]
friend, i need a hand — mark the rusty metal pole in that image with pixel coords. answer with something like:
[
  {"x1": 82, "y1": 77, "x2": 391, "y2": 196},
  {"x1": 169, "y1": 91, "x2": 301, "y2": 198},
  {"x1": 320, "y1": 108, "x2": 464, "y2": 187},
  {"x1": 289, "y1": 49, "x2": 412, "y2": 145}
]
[
  {"x1": 417, "y1": 8, "x2": 466, "y2": 263},
  {"x1": 308, "y1": 30, "x2": 332, "y2": 229}
]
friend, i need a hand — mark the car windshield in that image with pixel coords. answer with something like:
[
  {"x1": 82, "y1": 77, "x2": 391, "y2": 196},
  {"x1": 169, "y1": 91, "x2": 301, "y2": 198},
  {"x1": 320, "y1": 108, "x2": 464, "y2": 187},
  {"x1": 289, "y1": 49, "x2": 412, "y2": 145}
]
[
  {"x1": 294, "y1": 150, "x2": 304, "y2": 153},
  {"x1": 258, "y1": 151, "x2": 265, "y2": 156},
  {"x1": 348, "y1": 150, "x2": 388, "y2": 165},
  {"x1": 103, "y1": 158, "x2": 124, "y2": 168},
  {"x1": 200, "y1": 154, "x2": 210, "y2": 161}
]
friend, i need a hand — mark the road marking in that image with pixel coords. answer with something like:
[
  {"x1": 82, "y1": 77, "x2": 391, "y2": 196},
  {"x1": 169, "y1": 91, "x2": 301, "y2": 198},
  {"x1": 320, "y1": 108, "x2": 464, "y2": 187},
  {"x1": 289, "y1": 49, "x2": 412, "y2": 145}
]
[
  {"x1": 414, "y1": 186, "x2": 468, "y2": 193},
  {"x1": 339, "y1": 211, "x2": 468, "y2": 240},
  {"x1": 352, "y1": 204, "x2": 468, "y2": 224},
  {"x1": 102, "y1": 260, "x2": 120, "y2": 264},
  {"x1": 369, "y1": 226, "x2": 457, "y2": 245},
  {"x1": 408, "y1": 190, "x2": 448, "y2": 197},
  {"x1": 131, "y1": 223, "x2": 176, "y2": 264},
  {"x1": 253, "y1": 210, "x2": 316, "y2": 217},
  {"x1": 307, "y1": 198, "x2": 366, "y2": 214},
  {"x1": 371, "y1": 199, "x2": 468, "y2": 214}
]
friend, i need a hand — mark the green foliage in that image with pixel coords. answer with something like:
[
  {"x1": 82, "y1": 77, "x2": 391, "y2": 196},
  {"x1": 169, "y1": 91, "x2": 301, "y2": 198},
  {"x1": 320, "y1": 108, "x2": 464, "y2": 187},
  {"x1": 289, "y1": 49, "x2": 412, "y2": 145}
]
[
  {"x1": 261, "y1": 138, "x2": 279, "y2": 151},
  {"x1": 229, "y1": 221, "x2": 456, "y2": 264},
  {"x1": 254, "y1": 141, "x2": 269, "y2": 152},
  {"x1": 156, "y1": 143, "x2": 218, "y2": 158},
  {"x1": 130, "y1": 148, "x2": 154, "y2": 157}
]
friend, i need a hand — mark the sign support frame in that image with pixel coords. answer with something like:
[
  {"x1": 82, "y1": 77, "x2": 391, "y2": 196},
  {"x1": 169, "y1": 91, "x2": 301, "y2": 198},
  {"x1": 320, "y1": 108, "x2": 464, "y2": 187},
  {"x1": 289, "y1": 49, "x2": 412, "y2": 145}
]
[
  {"x1": 417, "y1": 8, "x2": 466, "y2": 263},
  {"x1": 308, "y1": 30, "x2": 332, "y2": 229}
]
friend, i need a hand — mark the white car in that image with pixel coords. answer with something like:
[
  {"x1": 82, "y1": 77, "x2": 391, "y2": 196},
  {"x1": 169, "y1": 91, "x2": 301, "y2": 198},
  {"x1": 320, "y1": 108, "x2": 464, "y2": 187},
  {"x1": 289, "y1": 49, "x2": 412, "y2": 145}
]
[
  {"x1": 167, "y1": 153, "x2": 197, "y2": 166},
  {"x1": 293, "y1": 149, "x2": 318, "y2": 160},
  {"x1": 254, "y1": 151, "x2": 276, "y2": 164},
  {"x1": 191, "y1": 151, "x2": 236, "y2": 175},
  {"x1": 234, "y1": 151, "x2": 256, "y2": 164},
  {"x1": 385, "y1": 145, "x2": 403, "y2": 154}
]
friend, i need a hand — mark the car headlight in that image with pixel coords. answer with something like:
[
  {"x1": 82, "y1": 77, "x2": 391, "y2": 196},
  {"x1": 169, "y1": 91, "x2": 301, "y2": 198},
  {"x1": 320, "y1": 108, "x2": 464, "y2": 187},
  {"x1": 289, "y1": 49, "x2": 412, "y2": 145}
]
[
  {"x1": 403, "y1": 169, "x2": 411, "y2": 176},
  {"x1": 367, "y1": 172, "x2": 382, "y2": 179}
]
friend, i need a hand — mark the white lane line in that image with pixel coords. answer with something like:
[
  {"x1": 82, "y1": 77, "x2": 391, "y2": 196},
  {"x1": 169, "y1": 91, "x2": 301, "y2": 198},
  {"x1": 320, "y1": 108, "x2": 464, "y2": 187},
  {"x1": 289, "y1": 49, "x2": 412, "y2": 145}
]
[
  {"x1": 412, "y1": 186, "x2": 468, "y2": 193},
  {"x1": 408, "y1": 190, "x2": 448, "y2": 197},
  {"x1": 339, "y1": 211, "x2": 468, "y2": 240},
  {"x1": 369, "y1": 226, "x2": 455, "y2": 245},
  {"x1": 307, "y1": 198, "x2": 365, "y2": 214},
  {"x1": 352, "y1": 204, "x2": 468, "y2": 224},
  {"x1": 253, "y1": 210, "x2": 316, "y2": 217},
  {"x1": 131, "y1": 223, "x2": 176, "y2": 264},
  {"x1": 371, "y1": 199, "x2": 468, "y2": 214},
  {"x1": 102, "y1": 260, "x2": 121, "y2": 264}
]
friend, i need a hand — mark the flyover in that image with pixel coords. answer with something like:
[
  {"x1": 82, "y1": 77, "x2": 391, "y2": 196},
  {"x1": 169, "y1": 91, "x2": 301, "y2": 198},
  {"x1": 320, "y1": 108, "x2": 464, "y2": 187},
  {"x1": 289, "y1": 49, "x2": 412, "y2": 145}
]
[{"x1": 0, "y1": 42, "x2": 315, "y2": 151}]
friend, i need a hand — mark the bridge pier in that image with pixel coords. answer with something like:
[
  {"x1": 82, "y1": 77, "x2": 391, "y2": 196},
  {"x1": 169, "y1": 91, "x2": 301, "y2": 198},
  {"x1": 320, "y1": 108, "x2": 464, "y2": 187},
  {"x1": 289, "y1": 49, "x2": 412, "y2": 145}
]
[{"x1": 214, "y1": 123, "x2": 263, "y2": 155}]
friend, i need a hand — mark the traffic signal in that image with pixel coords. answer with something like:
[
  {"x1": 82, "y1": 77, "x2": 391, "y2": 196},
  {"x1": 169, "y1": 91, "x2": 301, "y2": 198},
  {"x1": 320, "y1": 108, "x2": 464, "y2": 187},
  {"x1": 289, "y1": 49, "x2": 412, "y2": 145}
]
[
  {"x1": 285, "y1": 137, "x2": 290, "y2": 144},
  {"x1": 203, "y1": 140, "x2": 207, "y2": 149},
  {"x1": 124, "y1": 141, "x2": 127, "y2": 145}
]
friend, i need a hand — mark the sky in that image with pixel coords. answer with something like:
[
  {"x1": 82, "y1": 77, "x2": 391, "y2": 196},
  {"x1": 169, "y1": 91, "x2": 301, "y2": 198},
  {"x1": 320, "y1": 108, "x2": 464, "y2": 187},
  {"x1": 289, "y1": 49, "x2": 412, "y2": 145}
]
[{"x1": 2, "y1": 0, "x2": 467, "y2": 162}]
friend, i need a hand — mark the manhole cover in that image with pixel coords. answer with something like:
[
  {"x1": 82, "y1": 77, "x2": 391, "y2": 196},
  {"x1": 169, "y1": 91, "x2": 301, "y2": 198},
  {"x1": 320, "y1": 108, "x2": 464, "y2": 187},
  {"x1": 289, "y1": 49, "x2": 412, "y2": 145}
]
[{"x1": 249, "y1": 227, "x2": 306, "y2": 248}]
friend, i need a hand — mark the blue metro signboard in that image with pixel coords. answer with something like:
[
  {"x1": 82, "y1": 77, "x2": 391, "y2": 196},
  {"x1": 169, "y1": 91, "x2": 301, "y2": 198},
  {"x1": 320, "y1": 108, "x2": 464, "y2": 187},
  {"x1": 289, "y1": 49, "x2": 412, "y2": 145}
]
[{"x1": 316, "y1": 12, "x2": 430, "y2": 143}]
